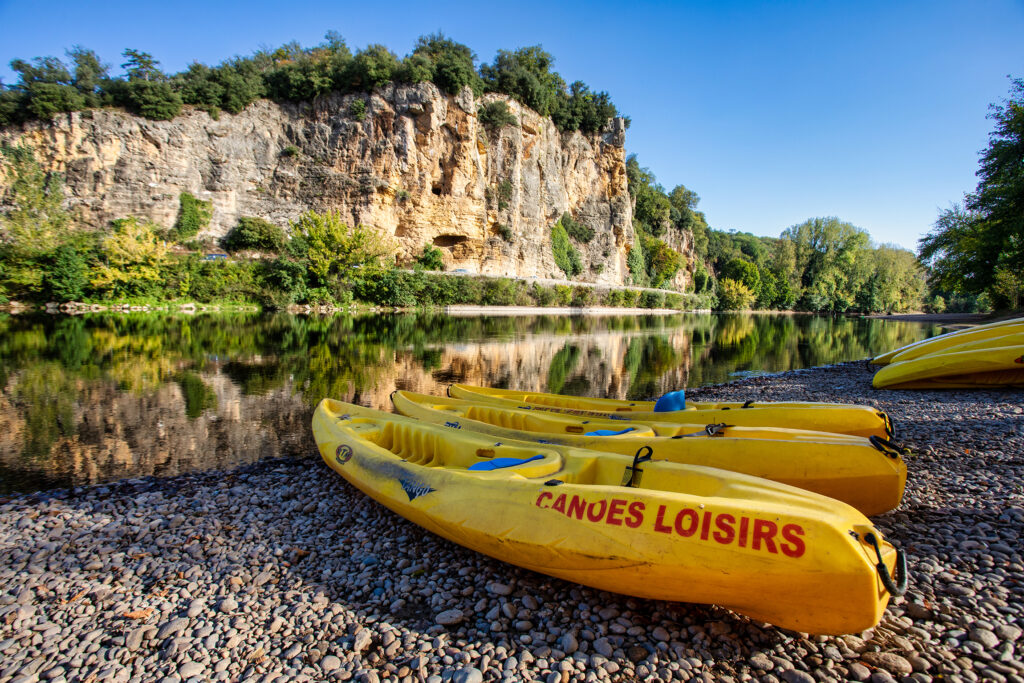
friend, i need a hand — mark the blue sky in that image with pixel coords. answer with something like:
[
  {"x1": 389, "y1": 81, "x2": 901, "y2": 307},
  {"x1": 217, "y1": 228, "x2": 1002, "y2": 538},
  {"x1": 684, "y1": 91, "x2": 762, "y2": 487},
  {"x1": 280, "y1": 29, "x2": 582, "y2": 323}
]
[{"x1": 2, "y1": 0, "x2": 1021, "y2": 250}]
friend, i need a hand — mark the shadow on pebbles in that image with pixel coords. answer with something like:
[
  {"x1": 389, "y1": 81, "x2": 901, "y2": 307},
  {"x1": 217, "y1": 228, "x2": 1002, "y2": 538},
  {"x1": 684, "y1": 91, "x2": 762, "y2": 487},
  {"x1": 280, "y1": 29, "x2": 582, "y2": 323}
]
[{"x1": 0, "y1": 362, "x2": 1021, "y2": 683}]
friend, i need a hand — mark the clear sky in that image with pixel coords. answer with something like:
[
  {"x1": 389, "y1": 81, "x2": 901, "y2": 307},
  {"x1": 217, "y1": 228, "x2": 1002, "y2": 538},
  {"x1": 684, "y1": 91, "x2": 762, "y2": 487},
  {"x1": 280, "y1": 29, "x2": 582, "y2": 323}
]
[{"x1": 1, "y1": 0, "x2": 1021, "y2": 250}]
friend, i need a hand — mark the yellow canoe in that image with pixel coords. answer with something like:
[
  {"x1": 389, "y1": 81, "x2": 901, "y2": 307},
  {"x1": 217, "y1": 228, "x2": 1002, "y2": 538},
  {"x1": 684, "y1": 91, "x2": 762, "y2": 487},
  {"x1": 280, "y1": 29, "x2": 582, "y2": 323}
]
[
  {"x1": 392, "y1": 390, "x2": 908, "y2": 516},
  {"x1": 871, "y1": 317, "x2": 1024, "y2": 365},
  {"x1": 872, "y1": 345, "x2": 1024, "y2": 389},
  {"x1": 313, "y1": 399, "x2": 907, "y2": 635},
  {"x1": 448, "y1": 384, "x2": 894, "y2": 439}
]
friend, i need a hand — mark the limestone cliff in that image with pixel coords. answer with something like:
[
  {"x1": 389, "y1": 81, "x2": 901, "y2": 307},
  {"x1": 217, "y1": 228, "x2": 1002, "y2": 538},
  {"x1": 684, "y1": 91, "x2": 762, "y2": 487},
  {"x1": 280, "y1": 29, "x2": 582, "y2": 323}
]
[{"x1": 1, "y1": 83, "x2": 641, "y2": 285}]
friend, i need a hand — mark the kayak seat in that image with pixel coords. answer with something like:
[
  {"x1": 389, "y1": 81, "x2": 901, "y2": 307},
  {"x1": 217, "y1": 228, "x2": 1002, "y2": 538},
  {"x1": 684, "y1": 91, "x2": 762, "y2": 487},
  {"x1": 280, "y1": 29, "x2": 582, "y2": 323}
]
[
  {"x1": 585, "y1": 428, "x2": 636, "y2": 436},
  {"x1": 469, "y1": 455, "x2": 545, "y2": 471}
]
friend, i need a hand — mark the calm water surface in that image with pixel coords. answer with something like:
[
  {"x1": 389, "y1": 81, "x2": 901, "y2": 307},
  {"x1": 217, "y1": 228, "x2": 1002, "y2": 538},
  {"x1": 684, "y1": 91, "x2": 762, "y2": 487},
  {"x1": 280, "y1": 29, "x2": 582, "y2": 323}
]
[{"x1": 0, "y1": 312, "x2": 939, "y2": 493}]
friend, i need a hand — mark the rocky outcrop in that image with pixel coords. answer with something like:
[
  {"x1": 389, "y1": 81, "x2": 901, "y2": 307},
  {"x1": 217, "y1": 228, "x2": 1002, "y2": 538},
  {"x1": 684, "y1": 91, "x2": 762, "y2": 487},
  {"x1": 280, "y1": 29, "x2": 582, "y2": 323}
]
[{"x1": 1, "y1": 84, "x2": 644, "y2": 285}]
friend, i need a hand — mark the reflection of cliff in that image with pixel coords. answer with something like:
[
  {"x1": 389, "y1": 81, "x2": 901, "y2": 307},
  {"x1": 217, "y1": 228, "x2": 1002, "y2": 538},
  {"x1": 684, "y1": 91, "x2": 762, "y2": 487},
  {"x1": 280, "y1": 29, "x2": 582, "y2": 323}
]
[{"x1": 0, "y1": 370, "x2": 313, "y2": 492}]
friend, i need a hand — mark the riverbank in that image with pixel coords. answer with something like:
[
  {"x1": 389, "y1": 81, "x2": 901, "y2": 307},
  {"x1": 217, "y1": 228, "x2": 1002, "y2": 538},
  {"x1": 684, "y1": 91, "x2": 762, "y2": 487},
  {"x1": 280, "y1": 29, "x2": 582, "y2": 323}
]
[{"x1": 1, "y1": 363, "x2": 1021, "y2": 683}]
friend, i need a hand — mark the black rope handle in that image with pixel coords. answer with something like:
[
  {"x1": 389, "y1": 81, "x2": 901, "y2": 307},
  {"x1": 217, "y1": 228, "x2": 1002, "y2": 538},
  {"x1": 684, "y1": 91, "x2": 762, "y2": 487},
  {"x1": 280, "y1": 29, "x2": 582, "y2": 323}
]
[
  {"x1": 625, "y1": 446, "x2": 653, "y2": 487},
  {"x1": 865, "y1": 532, "x2": 909, "y2": 597},
  {"x1": 869, "y1": 434, "x2": 911, "y2": 459},
  {"x1": 879, "y1": 411, "x2": 896, "y2": 438}
]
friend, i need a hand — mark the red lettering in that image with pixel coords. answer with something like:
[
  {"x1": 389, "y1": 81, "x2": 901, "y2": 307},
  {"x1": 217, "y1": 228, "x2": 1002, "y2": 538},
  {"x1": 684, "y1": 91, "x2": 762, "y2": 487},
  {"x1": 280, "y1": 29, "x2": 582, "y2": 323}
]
[
  {"x1": 654, "y1": 505, "x2": 672, "y2": 534},
  {"x1": 567, "y1": 495, "x2": 587, "y2": 520},
  {"x1": 626, "y1": 502, "x2": 645, "y2": 529},
  {"x1": 606, "y1": 499, "x2": 626, "y2": 526},
  {"x1": 536, "y1": 492, "x2": 552, "y2": 508},
  {"x1": 738, "y1": 517, "x2": 749, "y2": 548},
  {"x1": 700, "y1": 510, "x2": 713, "y2": 540},
  {"x1": 586, "y1": 499, "x2": 607, "y2": 523},
  {"x1": 552, "y1": 494, "x2": 567, "y2": 514},
  {"x1": 752, "y1": 520, "x2": 778, "y2": 553},
  {"x1": 674, "y1": 508, "x2": 699, "y2": 537},
  {"x1": 713, "y1": 513, "x2": 735, "y2": 545},
  {"x1": 781, "y1": 524, "x2": 806, "y2": 558}
]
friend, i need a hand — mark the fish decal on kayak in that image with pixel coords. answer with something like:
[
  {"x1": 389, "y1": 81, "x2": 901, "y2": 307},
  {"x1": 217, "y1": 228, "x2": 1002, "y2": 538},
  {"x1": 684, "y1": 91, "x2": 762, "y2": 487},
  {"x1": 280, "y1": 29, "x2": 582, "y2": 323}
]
[{"x1": 401, "y1": 478, "x2": 436, "y2": 501}]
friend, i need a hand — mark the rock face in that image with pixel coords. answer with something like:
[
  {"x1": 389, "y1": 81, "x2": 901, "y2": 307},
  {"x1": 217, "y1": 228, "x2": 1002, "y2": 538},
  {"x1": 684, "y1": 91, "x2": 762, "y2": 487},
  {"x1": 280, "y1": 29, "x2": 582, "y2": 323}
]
[{"x1": 0, "y1": 83, "x2": 639, "y2": 285}]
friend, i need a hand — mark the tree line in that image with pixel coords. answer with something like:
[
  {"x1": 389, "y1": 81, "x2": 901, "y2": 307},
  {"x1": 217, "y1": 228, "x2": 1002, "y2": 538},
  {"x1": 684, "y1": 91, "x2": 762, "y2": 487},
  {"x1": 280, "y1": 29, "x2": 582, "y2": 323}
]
[{"x1": 0, "y1": 33, "x2": 620, "y2": 134}]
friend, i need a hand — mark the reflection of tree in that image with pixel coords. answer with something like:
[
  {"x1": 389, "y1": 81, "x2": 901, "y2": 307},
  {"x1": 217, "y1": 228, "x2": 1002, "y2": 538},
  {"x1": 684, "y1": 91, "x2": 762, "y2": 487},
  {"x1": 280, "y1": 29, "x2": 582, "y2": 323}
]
[
  {"x1": 624, "y1": 336, "x2": 685, "y2": 400},
  {"x1": 11, "y1": 362, "x2": 76, "y2": 460},
  {"x1": 546, "y1": 343, "x2": 582, "y2": 394},
  {"x1": 177, "y1": 372, "x2": 218, "y2": 418}
]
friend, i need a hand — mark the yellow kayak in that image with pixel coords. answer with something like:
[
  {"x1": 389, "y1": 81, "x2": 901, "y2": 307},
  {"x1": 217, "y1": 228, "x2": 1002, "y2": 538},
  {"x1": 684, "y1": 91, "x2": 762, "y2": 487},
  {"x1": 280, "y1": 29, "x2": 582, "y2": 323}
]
[
  {"x1": 871, "y1": 317, "x2": 1024, "y2": 365},
  {"x1": 313, "y1": 399, "x2": 907, "y2": 635},
  {"x1": 873, "y1": 345, "x2": 1024, "y2": 389},
  {"x1": 392, "y1": 390, "x2": 908, "y2": 516},
  {"x1": 448, "y1": 384, "x2": 894, "y2": 439}
]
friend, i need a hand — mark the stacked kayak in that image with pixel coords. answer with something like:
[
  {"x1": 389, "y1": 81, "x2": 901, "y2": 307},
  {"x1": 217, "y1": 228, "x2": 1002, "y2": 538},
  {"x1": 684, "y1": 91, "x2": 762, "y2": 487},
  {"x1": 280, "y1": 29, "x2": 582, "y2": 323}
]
[
  {"x1": 872, "y1": 317, "x2": 1024, "y2": 389},
  {"x1": 313, "y1": 398, "x2": 907, "y2": 635},
  {"x1": 448, "y1": 383, "x2": 895, "y2": 439},
  {"x1": 392, "y1": 390, "x2": 908, "y2": 516}
]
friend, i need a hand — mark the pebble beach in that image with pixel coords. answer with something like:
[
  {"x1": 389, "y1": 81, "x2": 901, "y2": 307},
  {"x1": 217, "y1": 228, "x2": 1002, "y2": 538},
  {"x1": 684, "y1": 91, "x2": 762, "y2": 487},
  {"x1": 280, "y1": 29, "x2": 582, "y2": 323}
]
[{"x1": 1, "y1": 362, "x2": 1022, "y2": 683}]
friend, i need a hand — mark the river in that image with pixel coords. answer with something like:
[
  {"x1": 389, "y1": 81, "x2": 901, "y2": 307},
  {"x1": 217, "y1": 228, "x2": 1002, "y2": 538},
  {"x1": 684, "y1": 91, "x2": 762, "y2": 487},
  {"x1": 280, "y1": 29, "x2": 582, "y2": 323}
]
[{"x1": 0, "y1": 311, "x2": 938, "y2": 493}]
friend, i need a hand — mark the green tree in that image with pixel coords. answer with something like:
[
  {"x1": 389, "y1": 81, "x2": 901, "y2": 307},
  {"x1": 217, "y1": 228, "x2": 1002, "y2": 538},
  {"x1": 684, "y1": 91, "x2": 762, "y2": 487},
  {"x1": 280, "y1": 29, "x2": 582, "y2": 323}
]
[
  {"x1": 91, "y1": 217, "x2": 168, "y2": 298},
  {"x1": 46, "y1": 245, "x2": 88, "y2": 301},
  {"x1": 291, "y1": 210, "x2": 393, "y2": 285},
  {"x1": 346, "y1": 44, "x2": 400, "y2": 92},
  {"x1": 716, "y1": 278, "x2": 755, "y2": 311},
  {"x1": 222, "y1": 216, "x2": 286, "y2": 252},
  {"x1": 0, "y1": 144, "x2": 71, "y2": 299},
  {"x1": 626, "y1": 155, "x2": 671, "y2": 236},
  {"x1": 481, "y1": 46, "x2": 565, "y2": 117},
  {"x1": 412, "y1": 33, "x2": 483, "y2": 96},
  {"x1": 669, "y1": 184, "x2": 709, "y2": 259},
  {"x1": 415, "y1": 243, "x2": 445, "y2": 271},
  {"x1": 919, "y1": 77, "x2": 1024, "y2": 306},
  {"x1": 782, "y1": 217, "x2": 870, "y2": 312}
]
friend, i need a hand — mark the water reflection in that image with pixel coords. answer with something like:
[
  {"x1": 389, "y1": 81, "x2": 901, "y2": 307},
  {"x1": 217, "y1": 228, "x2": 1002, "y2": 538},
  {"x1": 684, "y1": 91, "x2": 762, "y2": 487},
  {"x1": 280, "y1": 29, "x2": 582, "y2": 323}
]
[{"x1": 0, "y1": 312, "x2": 938, "y2": 493}]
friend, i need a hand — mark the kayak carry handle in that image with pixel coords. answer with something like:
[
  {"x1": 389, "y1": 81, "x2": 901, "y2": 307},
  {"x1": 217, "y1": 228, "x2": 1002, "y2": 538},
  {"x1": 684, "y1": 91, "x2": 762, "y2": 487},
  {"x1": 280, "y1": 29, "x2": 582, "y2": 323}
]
[
  {"x1": 624, "y1": 446, "x2": 653, "y2": 488},
  {"x1": 869, "y1": 435, "x2": 910, "y2": 459},
  {"x1": 865, "y1": 532, "x2": 908, "y2": 597},
  {"x1": 879, "y1": 411, "x2": 896, "y2": 438}
]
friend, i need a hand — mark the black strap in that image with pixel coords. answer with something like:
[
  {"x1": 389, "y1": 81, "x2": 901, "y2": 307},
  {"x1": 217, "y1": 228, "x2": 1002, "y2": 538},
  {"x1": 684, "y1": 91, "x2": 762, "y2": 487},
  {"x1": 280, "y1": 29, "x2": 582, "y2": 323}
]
[
  {"x1": 624, "y1": 446, "x2": 653, "y2": 487},
  {"x1": 869, "y1": 435, "x2": 910, "y2": 459},
  {"x1": 865, "y1": 533, "x2": 908, "y2": 597}
]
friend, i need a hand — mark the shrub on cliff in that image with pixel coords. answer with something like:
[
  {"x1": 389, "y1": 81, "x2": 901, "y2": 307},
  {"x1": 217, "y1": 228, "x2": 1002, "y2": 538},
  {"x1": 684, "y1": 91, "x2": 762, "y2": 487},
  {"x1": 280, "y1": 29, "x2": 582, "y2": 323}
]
[
  {"x1": 551, "y1": 220, "x2": 583, "y2": 279},
  {"x1": 174, "y1": 192, "x2": 213, "y2": 240},
  {"x1": 478, "y1": 101, "x2": 518, "y2": 128},
  {"x1": 560, "y1": 212, "x2": 594, "y2": 243}
]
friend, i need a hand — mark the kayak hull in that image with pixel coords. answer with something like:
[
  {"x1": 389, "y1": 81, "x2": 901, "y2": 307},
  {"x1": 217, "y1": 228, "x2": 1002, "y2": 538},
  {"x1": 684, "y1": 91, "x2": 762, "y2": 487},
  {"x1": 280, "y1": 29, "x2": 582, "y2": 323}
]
[
  {"x1": 873, "y1": 346, "x2": 1024, "y2": 389},
  {"x1": 393, "y1": 390, "x2": 907, "y2": 516},
  {"x1": 313, "y1": 399, "x2": 903, "y2": 635},
  {"x1": 448, "y1": 384, "x2": 894, "y2": 439}
]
